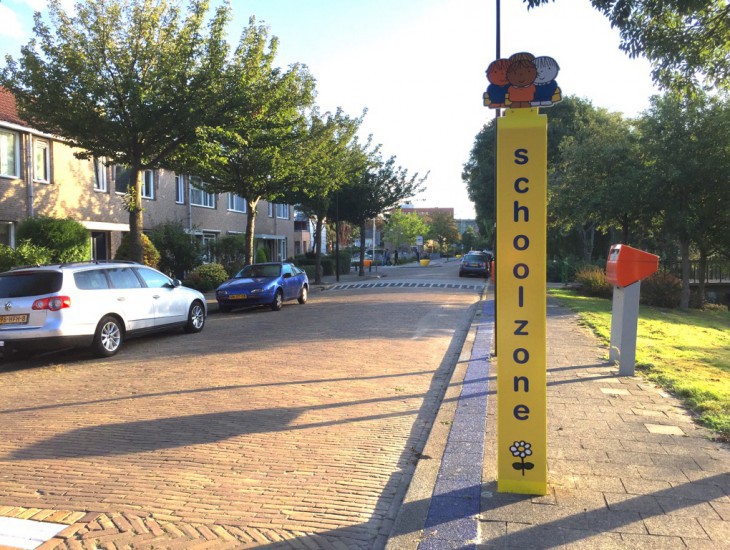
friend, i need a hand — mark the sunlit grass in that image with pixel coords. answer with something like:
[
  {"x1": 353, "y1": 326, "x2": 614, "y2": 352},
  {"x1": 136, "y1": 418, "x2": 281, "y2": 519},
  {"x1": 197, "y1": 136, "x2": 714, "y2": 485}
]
[{"x1": 548, "y1": 289, "x2": 730, "y2": 440}]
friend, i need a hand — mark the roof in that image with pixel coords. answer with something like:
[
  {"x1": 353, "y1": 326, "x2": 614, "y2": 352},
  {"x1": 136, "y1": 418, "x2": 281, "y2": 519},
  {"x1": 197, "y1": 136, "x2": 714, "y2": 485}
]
[{"x1": 0, "y1": 87, "x2": 27, "y2": 126}]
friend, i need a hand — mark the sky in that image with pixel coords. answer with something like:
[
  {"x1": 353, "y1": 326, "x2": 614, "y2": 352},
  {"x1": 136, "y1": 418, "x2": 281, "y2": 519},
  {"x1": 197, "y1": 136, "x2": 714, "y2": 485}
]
[{"x1": 0, "y1": 0, "x2": 661, "y2": 219}]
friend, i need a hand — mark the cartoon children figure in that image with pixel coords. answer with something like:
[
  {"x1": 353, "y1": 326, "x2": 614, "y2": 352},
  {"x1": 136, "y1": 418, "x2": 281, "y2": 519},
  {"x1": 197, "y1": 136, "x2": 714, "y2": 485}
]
[
  {"x1": 531, "y1": 56, "x2": 562, "y2": 107},
  {"x1": 483, "y1": 59, "x2": 510, "y2": 108},
  {"x1": 505, "y1": 52, "x2": 537, "y2": 108}
]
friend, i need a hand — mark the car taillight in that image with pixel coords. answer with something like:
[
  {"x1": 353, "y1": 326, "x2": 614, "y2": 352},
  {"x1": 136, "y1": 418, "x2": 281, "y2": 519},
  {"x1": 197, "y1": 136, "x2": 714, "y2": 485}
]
[{"x1": 32, "y1": 296, "x2": 71, "y2": 311}]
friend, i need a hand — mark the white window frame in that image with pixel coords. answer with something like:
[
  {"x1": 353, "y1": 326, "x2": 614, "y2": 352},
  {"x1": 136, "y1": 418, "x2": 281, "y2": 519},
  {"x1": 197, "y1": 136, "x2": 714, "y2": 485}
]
[
  {"x1": 175, "y1": 175, "x2": 185, "y2": 204},
  {"x1": 227, "y1": 193, "x2": 246, "y2": 213},
  {"x1": 276, "y1": 203, "x2": 290, "y2": 219},
  {"x1": 268, "y1": 202, "x2": 274, "y2": 217},
  {"x1": 33, "y1": 138, "x2": 50, "y2": 183},
  {"x1": 0, "y1": 130, "x2": 20, "y2": 179},
  {"x1": 93, "y1": 158, "x2": 108, "y2": 192},
  {"x1": 190, "y1": 176, "x2": 215, "y2": 208},
  {"x1": 141, "y1": 169, "x2": 154, "y2": 199},
  {"x1": 0, "y1": 221, "x2": 14, "y2": 247}
]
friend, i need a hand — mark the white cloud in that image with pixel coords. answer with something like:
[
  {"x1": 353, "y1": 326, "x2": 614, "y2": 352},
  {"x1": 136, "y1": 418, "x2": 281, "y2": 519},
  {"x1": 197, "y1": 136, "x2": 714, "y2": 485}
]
[{"x1": 0, "y1": 4, "x2": 27, "y2": 41}]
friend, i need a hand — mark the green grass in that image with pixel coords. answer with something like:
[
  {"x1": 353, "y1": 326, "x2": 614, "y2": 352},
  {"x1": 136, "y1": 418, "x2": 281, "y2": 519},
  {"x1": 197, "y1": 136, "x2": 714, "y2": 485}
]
[{"x1": 548, "y1": 289, "x2": 730, "y2": 440}]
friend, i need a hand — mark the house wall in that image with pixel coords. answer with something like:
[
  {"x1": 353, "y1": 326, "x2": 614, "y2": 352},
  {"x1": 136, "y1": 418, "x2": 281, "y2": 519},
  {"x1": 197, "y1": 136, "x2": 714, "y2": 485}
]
[{"x1": 1, "y1": 84, "x2": 299, "y2": 262}]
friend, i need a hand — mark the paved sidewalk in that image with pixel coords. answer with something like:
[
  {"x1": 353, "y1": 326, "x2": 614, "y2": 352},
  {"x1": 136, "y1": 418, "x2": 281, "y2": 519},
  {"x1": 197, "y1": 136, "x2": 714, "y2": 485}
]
[{"x1": 389, "y1": 297, "x2": 730, "y2": 548}]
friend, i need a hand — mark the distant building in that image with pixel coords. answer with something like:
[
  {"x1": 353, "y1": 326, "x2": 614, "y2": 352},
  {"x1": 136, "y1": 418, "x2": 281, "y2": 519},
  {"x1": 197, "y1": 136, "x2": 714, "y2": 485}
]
[
  {"x1": 456, "y1": 219, "x2": 478, "y2": 235},
  {"x1": 399, "y1": 204, "x2": 455, "y2": 219}
]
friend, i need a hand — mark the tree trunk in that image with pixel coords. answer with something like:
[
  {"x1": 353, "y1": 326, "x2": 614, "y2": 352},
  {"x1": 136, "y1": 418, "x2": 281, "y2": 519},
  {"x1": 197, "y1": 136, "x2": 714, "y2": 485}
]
[
  {"x1": 313, "y1": 216, "x2": 325, "y2": 284},
  {"x1": 697, "y1": 248, "x2": 708, "y2": 307},
  {"x1": 245, "y1": 198, "x2": 260, "y2": 266},
  {"x1": 621, "y1": 215, "x2": 630, "y2": 244},
  {"x1": 578, "y1": 222, "x2": 596, "y2": 263},
  {"x1": 129, "y1": 166, "x2": 144, "y2": 264},
  {"x1": 358, "y1": 222, "x2": 367, "y2": 277},
  {"x1": 679, "y1": 238, "x2": 691, "y2": 310}
]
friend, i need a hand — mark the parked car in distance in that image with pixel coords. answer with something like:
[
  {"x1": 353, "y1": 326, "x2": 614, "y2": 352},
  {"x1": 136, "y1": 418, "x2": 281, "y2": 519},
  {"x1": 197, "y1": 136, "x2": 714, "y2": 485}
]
[
  {"x1": 215, "y1": 262, "x2": 309, "y2": 313},
  {"x1": 459, "y1": 252, "x2": 491, "y2": 278},
  {"x1": 0, "y1": 261, "x2": 207, "y2": 358}
]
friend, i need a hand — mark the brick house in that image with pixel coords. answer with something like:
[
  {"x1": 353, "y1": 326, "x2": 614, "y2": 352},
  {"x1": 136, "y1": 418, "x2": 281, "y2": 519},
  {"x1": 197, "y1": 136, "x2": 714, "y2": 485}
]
[{"x1": 0, "y1": 87, "x2": 309, "y2": 264}]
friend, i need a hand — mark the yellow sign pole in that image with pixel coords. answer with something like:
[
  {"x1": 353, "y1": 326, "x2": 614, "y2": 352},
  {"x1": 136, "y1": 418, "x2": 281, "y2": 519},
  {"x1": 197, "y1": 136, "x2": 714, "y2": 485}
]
[{"x1": 495, "y1": 107, "x2": 547, "y2": 495}]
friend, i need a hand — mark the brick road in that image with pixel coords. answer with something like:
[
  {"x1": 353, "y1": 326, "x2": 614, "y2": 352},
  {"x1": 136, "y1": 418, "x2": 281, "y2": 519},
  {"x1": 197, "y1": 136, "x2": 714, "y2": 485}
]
[{"x1": 0, "y1": 286, "x2": 479, "y2": 549}]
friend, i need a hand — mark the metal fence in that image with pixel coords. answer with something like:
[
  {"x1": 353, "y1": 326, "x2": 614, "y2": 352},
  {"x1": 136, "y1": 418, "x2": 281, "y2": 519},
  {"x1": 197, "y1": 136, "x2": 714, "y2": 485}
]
[{"x1": 663, "y1": 259, "x2": 730, "y2": 283}]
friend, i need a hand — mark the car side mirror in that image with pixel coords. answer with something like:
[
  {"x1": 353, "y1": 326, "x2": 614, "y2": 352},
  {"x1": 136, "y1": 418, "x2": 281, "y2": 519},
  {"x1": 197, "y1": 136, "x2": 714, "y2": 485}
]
[
  {"x1": 171, "y1": 279, "x2": 181, "y2": 287},
  {"x1": 283, "y1": 273, "x2": 292, "y2": 279}
]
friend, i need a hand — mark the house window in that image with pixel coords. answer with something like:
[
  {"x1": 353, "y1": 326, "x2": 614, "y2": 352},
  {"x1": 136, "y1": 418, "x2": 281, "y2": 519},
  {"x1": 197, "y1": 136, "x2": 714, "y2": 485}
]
[
  {"x1": 189, "y1": 176, "x2": 215, "y2": 208},
  {"x1": 94, "y1": 158, "x2": 108, "y2": 192},
  {"x1": 0, "y1": 130, "x2": 19, "y2": 178},
  {"x1": 0, "y1": 222, "x2": 14, "y2": 247},
  {"x1": 228, "y1": 193, "x2": 246, "y2": 213},
  {"x1": 196, "y1": 231, "x2": 218, "y2": 262},
  {"x1": 114, "y1": 165, "x2": 132, "y2": 193},
  {"x1": 141, "y1": 169, "x2": 154, "y2": 199},
  {"x1": 276, "y1": 203, "x2": 290, "y2": 219},
  {"x1": 268, "y1": 203, "x2": 274, "y2": 217},
  {"x1": 175, "y1": 175, "x2": 185, "y2": 204},
  {"x1": 33, "y1": 139, "x2": 50, "y2": 182}
]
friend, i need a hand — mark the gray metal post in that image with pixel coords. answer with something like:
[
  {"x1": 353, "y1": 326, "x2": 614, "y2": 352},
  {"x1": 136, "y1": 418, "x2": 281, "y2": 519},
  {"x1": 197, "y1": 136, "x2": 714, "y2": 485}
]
[{"x1": 609, "y1": 281, "x2": 641, "y2": 376}]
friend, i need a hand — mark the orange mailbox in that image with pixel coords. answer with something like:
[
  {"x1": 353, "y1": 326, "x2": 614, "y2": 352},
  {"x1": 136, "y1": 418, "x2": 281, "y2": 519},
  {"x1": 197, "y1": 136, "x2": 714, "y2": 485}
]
[{"x1": 605, "y1": 244, "x2": 659, "y2": 288}]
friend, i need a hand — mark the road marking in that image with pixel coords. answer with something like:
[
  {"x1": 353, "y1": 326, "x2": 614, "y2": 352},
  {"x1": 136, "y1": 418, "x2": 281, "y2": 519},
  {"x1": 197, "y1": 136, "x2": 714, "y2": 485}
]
[{"x1": 327, "y1": 281, "x2": 485, "y2": 292}]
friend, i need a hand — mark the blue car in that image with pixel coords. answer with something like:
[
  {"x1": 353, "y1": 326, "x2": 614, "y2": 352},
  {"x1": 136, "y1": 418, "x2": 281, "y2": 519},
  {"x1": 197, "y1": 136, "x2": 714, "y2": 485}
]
[{"x1": 215, "y1": 262, "x2": 309, "y2": 313}]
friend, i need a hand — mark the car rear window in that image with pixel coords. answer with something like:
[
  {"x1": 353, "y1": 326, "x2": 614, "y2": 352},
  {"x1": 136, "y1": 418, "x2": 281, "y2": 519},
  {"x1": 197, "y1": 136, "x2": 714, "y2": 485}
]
[
  {"x1": 0, "y1": 271, "x2": 63, "y2": 297},
  {"x1": 464, "y1": 254, "x2": 486, "y2": 262}
]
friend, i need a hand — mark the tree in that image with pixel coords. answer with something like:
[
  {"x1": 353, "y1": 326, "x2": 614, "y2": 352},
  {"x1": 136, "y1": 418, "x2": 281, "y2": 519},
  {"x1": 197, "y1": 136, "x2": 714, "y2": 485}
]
[
  {"x1": 426, "y1": 211, "x2": 461, "y2": 255},
  {"x1": 288, "y1": 108, "x2": 365, "y2": 283},
  {"x1": 2, "y1": 0, "x2": 232, "y2": 263},
  {"x1": 383, "y1": 210, "x2": 429, "y2": 253},
  {"x1": 551, "y1": 108, "x2": 651, "y2": 260},
  {"x1": 462, "y1": 119, "x2": 496, "y2": 245},
  {"x1": 461, "y1": 227, "x2": 479, "y2": 252},
  {"x1": 170, "y1": 17, "x2": 315, "y2": 266},
  {"x1": 149, "y1": 220, "x2": 203, "y2": 279},
  {"x1": 463, "y1": 96, "x2": 601, "y2": 258},
  {"x1": 525, "y1": 1, "x2": 730, "y2": 93},
  {"x1": 338, "y1": 154, "x2": 426, "y2": 275},
  {"x1": 639, "y1": 91, "x2": 730, "y2": 308}
]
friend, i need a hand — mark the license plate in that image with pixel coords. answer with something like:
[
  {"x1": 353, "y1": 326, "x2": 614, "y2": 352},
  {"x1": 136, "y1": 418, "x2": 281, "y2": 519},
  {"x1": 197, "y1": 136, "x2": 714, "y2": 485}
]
[
  {"x1": 229, "y1": 294, "x2": 247, "y2": 300},
  {"x1": 0, "y1": 314, "x2": 29, "y2": 325}
]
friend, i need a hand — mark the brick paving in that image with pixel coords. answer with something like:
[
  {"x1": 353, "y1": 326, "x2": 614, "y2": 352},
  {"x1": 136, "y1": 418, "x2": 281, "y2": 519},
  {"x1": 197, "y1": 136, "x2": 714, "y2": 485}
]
[
  {"x1": 0, "y1": 283, "x2": 479, "y2": 549},
  {"x1": 477, "y1": 298, "x2": 730, "y2": 548},
  {"x1": 3, "y1": 270, "x2": 729, "y2": 549},
  {"x1": 389, "y1": 296, "x2": 729, "y2": 549}
]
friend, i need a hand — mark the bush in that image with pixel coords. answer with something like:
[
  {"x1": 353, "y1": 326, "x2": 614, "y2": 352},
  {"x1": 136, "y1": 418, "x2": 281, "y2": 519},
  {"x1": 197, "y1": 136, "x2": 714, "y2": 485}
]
[
  {"x1": 255, "y1": 247, "x2": 268, "y2": 263},
  {"x1": 183, "y1": 263, "x2": 229, "y2": 292},
  {"x1": 114, "y1": 232, "x2": 161, "y2": 268},
  {"x1": 547, "y1": 257, "x2": 581, "y2": 283},
  {"x1": 16, "y1": 216, "x2": 90, "y2": 262},
  {"x1": 333, "y1": 251, "x2": 351, "y2": 274},
  {"x1": 211, "y1": 234, "x2": 247, "y2": 276},
  {"x1": 294, "y1": 255, "x2": 335, "y2": 276},
  {"x1": 149, "y1": 220, "x2": 202, "y2": 278},
  {"x1": 0, "y1": 240, "x2": 54, "y2": 272},
  {"x1": 575, "y1": 265, "x2": 612, "y2": 298},
  {"x1": 641, "y1": 271, "x2": 682, "y2": 308}
]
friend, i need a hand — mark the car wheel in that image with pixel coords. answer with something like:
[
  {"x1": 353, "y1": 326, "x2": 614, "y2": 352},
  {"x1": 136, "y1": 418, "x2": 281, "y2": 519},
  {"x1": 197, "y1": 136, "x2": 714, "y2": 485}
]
[
  {"x1": 298, "y1": 286, "x2": 308, "y2": 305},
  {"x1": 185, "y1": 300, "x2": 205, "y2": 333},
  {"x1": 93, "y1": 315, "x2": 123, "y2": 357},
  {"x1": 459, "y1": 272, "x2": 464, "y2": 277},
  {"x1": 271, "y1": 289, "x2": 283, "y2": 311},
  {"x1": 219, "y1": 303, "x2": 232, "y2": 313}
]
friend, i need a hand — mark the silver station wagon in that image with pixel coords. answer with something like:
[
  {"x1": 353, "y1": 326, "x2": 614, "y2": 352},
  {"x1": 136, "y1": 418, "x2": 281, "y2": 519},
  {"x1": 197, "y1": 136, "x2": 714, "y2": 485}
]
[{"x1": 0, "y1": 261, "x2": 207, "y2": 358}]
